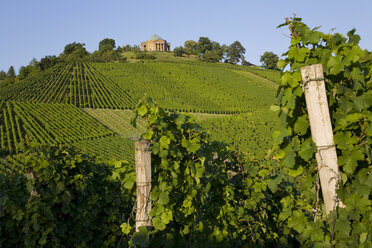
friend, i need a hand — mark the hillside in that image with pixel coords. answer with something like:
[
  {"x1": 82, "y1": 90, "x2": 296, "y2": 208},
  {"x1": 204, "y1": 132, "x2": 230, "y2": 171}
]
[
  {"x1": 0, "y1": 59, "x2": 280, "y2": 161},
  {"x1": 0, "y1": 62, "x2": 137, "y2": 109}
]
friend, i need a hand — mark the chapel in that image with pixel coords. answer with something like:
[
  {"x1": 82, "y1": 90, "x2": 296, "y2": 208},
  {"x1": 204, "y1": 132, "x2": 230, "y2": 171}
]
[{"x1": 141, "y1": 34, "x2": 171, "y2": 52}]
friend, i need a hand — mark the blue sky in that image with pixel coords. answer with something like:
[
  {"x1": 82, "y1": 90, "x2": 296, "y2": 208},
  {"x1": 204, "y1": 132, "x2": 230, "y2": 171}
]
[{"x1": 1, "y1": 0, "x2": 371, "y2": 72}]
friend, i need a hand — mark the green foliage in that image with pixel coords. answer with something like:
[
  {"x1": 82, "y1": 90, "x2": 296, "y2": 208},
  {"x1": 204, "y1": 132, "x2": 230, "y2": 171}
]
[
  {"x1": 184, "y1": 40, "x2": 197, "y2": 55},
  {"x1": 91, "y1": 38, "x2": 127, "y2": 63},
  {"x1": 0, "y1": 66, "x2": 16, "y2": 87},
  {"x1": 91, "y1": 50, "x2": 126, "y2": 63},
  {"x1": 99, "y1": 38, "x2": 116, "y2": 52},
  {"x1": 0, "y1": 70, "x2": 7, "y2": 81},
  {"x1": 260, "y1": 51, "x2": 279, "y2": 70},
  {"x1": 194, "y1": 38, "x2": 226, "y2": 62},
  {"x1": 196, "y1": 37, "x2": 213, "y2": 56},
  {"x1": 173, "y1": 46, "x2": 185, "y2": 57},
  {"x1": 60, "y1": 42, "x2": 90, "y2": 62},
  {"x1": 130, "y1": 98, "x2": 291, "y2": 246},
  {"x1": 275, "y1": 17, "x2": 372, "y2": 247},
  {"x1": 0, "y1": 144, "x2": 135, "y2": 247},
  {"x1": 202, "y1": 50, "x2": 221, "y2": 63},
  {"x1": 227, "y1": 41, "x2": 246, "y2": 64},
  {"x1": 7, "y1": 66, "x2": 16, "y2": 78}
]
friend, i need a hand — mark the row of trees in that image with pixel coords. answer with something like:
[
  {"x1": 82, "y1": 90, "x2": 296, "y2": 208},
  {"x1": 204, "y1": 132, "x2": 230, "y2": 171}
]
[
  {"x1": 173, "y1": 37, "x2": 247, "y2": 64},
  {"x1": 173, "y1": 37, "x2": 279, "y2": 69},
  {"x1": 59, "y1": 39, "x2": 130, "y2": 63},
  {"x1": 0, "y1": 66, "x2": 16, "y2": 87}
]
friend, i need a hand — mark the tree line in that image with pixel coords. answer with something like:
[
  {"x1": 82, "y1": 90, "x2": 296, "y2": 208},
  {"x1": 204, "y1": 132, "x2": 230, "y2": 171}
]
[
  {"x1": 173, "y1": 37, "x2": 247, "y2": 64},
  {"x1": 173, "y1": 37, "x2": 279, "y2": 69},
  {"x1": 0, "y1": 37, "x2": 280, "y2": 87}
]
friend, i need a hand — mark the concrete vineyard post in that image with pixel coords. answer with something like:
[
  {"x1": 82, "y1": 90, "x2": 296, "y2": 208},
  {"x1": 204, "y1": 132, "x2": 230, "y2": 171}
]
[
  {"x1": 300, "y1": 64, "x2": 345, "y2": 214},
  {"x1": 26, "y1": 169, "x2": 38, "y2": 197},
  {"x1": 135, "y1": 140, "x2": 152, "y2": 231}
]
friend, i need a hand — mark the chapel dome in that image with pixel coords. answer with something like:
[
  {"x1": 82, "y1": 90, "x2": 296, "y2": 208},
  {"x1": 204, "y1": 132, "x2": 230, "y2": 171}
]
[{"x1": 148, "y1": 34, "x2": 163, "y2": 41}]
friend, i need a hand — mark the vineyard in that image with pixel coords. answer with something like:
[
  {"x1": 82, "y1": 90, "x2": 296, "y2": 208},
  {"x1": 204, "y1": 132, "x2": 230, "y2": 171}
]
[
  {"x1": 73, "y1": 135, "x2": 135, "y2": 163},
  {"x1": 192, "y1": 112, "x2": 278, "y2": 157},
  {"x1": 95, "y1": 62, "x2": 277, "y2": 113},
  {"x1": 1, "y1": 17, "x2": 371, "y2": 247},
  {"x1": 0, "y1": 62, "x2": 137, "y2": 109},
  {"x1": 82, "y1": 108, "x2": 279, "y2": 157},
  {"x1": 0, "y1": 101, "x2": 113, "y2": 155},
  {"x1": 83, "y1": 108, "x2": 146, "y2": 139},
  {"x1": 0, "y1": 60, "x2": 280, "y2": 162}
]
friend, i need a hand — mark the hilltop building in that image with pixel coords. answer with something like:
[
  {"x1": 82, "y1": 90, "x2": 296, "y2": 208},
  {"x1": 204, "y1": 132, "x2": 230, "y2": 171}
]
[{"x1": 141, "y1": 34, "x2": 171, "y2": 52}]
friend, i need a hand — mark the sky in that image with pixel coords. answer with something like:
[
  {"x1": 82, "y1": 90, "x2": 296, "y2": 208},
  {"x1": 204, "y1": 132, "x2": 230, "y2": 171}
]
[{"x1": 1, "y1": 0, "x2": 371, "y2": 72}]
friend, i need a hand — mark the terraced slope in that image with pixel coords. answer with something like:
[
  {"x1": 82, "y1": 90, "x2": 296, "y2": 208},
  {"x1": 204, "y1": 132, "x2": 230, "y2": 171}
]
[{"x1": 0, "y1": 62, "x2": 137, "y2": 109}]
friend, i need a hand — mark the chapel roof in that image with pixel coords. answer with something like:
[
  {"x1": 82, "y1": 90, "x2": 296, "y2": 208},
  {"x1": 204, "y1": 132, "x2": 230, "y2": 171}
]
[{"x1": 148, "y1": 34, "x2": 163, "y2": 41}]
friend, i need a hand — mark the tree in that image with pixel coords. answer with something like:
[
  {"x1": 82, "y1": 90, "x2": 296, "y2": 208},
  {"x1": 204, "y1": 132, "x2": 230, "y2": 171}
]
[
  {"x1": 196, "y1": 37, "x2": 213, "y2": 56},
  {"x1": 227, "y1": 41, "x2": 245, "y2": 64},
  {"x1": 122, "y1": 44, "x2": 133, "y2": 52},
  {"x1": 98, "y1": 38, "x2": 116, "y2": 52},
  {"x1": 115, "y1": 46, "x2": 124, "y2": 53},
  {"x1": 184, "y1": 40, "x2": 197, "y2": 55},
  {"x1": 0, "y1": 70, "x2": 7, "y2": 81},
  {"x1": 211, "y1": 42, "x2": 222, "y2": 61},
  {"x1": 173, "y1": 46, "x2": 185, "y2": 57},
  {"x1": 18, "y1": 66, "x2": 31, "y2": 80},
  {"x1": 39, "y1": 56, "x2": 58, "y2": 71},
  {"x1": 61, "y1": 42, "x2": 90, "y2": 62},
  {"x1": 260, "y1": 51, "x2": 279, "y2": 70},
  {"x1": 7, "y1": 66, "x2": 16, "y2": 78},
  {"x1": 63, "y1": 42, "x2": 86, "y2": 55},
  {"x1": 202, "y1": 50, "x2": 220, "y2": 63}
]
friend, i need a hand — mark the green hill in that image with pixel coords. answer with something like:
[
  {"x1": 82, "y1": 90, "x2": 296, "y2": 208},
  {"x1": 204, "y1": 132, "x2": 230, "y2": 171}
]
[{"x1": 0, "y1": 59, "x2": 280, "y2": 161}]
